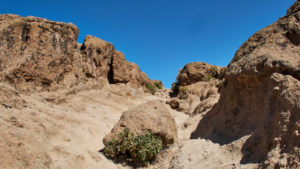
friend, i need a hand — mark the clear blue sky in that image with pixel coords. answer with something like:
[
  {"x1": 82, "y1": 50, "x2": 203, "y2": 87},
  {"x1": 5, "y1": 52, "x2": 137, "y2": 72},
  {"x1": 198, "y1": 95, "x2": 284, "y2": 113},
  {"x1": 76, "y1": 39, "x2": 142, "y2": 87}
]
[{"x1": 1, "y1": 0, "x2": 296, "y2": 88}]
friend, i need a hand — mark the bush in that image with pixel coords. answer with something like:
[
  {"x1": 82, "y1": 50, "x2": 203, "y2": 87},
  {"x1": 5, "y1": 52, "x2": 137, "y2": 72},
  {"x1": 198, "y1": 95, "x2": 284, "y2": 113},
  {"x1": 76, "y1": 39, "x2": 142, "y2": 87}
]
[
  {"x1": 153, "y1": 80, "x2": 163, "y2": 89},
  {"x1": 171, "y1": 82, "x2": 179, "y2": 93},
  {"x1": 170, "y1": 82, "x2": 188, "y2": 99},
  {"x1": 104, "y1": 128, "x2": 163, "y2": 167},
  {"x1": 216, "y1": 81, "x2": 223, "y2": 88},
  {"x1": 170, "y1": 82, "x2": 179, "y2": 95},
  {"x1": 178, "y1": 86, "x2": 188, "y2": 100},
  {"x1": 210, "y1": 66, "x2": 219, "y2": 77},
  {"x1": 145, "y1": 81, "x2": 163, "y2": 94},
  {"x1": 202, "y1": 74, "x2": 213, "y2": 81},
  {"x1": 145, "y1": 83, "x2": 157, "y2": 94}
]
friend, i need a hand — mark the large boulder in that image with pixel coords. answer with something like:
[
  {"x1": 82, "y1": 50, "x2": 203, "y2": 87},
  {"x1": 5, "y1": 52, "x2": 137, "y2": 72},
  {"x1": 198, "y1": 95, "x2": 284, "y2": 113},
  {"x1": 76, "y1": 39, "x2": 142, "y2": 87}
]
[
  {"x1": 103, "y1": 100, "x2": 178, "y2": 147},
  {"x1": 0, "y1": 14, "x2": 150, "y2": 91},
  {"x1": 176, "y1": 62, "x2": 223, "y2": 86},
  {"x1": 192, "y1": 1, "x2": 300, "y2": 168},
  {"x1": 169, "y1": 62, "x2": 223, "y2": 115}
]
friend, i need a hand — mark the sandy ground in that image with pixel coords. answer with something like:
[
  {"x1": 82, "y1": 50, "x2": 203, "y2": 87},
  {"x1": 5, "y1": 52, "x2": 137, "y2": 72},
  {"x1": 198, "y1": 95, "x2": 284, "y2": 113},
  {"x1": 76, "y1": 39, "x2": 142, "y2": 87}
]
[{"x1": 0, "y1": 84, "x2": 258, "y2": 169}]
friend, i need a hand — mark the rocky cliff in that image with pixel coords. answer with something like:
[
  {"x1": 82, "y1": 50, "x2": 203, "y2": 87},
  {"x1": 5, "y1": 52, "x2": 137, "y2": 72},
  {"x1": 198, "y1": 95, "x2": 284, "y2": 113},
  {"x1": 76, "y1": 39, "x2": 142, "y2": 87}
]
[
  {"x1": 191, "y1": 1, "x2": 300, "y2": 168},
  {"x1": 0, "y1": 14, "x2": 150, "y2": 91},
  {"x1": 0, "y1": 1, "x2": 300, "y2": 168}
]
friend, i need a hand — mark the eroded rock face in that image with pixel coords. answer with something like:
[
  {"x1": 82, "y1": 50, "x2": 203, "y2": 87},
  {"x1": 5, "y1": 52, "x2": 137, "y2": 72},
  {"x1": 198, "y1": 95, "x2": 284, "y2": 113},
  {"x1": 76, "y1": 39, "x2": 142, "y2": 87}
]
[
  {"x1": 286, "y1": 0, "x2": 300, "y2": 16},
  {"x1": 103, "y1": 100, "x2": 178, "y2": 147},
  {"x1": 169, "y1": 62, "x2": 223, "y2": 115},
  {"x1": 111, "y1": 51, "x2": 150, "y2": 86},
  {"x1": 0, "y1": 14, "x2": 79, "y2": 91},
  {"x1": 0, "y1": 83, "x2": 26, "y2": 109},
  {"x1": 0, "y1": 14, "x2": 150, "y2": 91},
  {"x1": 176, "y1": 62, "x2": 223, "y2": 86},
  {"x1": 192, "y1": 1, "x2": 300, "y2": 168},
  {"x1": 79, "y1": 35, "x2": 114, "y2": 79}
]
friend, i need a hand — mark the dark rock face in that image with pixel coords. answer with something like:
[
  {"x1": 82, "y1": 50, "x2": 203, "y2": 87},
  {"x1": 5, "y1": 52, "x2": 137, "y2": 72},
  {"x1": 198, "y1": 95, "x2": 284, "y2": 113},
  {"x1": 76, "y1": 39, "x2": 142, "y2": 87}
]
[
  {"x1": 192, "y1": 1, "x2": 300, "y2": 168},
  {"x1": 0, "y1": 14, "x2": 150, "y2": 91}
]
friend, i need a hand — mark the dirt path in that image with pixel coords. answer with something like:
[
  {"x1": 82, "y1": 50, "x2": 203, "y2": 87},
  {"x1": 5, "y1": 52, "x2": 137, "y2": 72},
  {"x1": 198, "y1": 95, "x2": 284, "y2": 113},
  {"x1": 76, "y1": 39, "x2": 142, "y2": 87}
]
[{"x1": 0, "y1": 84, "x2": 258, "y2": 169}]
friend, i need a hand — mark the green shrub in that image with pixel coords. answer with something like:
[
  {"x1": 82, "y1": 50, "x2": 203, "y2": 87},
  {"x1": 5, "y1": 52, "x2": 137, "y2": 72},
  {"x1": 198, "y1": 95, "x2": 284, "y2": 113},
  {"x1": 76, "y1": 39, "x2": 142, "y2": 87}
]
[
  {"x1": 202, "y1": 74, "x2": 213, "y2": 81},
  {"x1": 210, "y1": 66, "x2": 218, "y2": 73},
  {"x1": 153, "y1": 81, "x2": 163, "y2": 89},
  {"x1": 145, "y1": 83, "x2": 156, "y2": 94},
  {"x1": 170, "y1": 82, "x2": 188, "y2": 99},
  {"x1": 178, "y1": 86, "x2": 188, "y2": 100},
  {"x1": 216, "y1": 81, "x2": 223, "y2": 88},
  {"x1": 104, "y1": 128, "x2": 163, "y2": 167},
  {"x1": 210, "y1": 66, "x2": 219, "y2": 78},
  {"x1": 145, "y1": 81, "x2": 163, "y2": 94}
]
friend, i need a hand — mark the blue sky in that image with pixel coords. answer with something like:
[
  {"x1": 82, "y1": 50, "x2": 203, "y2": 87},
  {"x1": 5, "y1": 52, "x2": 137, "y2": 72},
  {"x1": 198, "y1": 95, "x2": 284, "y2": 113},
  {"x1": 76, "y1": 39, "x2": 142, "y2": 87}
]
[{"x1": 1, "y1": 0, "x2": 296, "y2": 87}]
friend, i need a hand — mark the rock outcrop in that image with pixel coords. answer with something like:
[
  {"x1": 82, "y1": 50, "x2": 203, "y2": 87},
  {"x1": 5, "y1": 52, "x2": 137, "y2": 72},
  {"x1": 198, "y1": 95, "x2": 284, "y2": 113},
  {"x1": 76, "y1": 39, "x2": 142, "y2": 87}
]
[
  {"x1": 1, "y1": 1, "x2": 299, "y2": 168},
  {"x1": 191, "y1": 1, "x2": 300, "y2": 168},
  {"x1": 176, "y1": 62, "x2": 223, "y2": 86},
  {"x1": 103, "y1": 100, "x2": 178, "y2": 147},
  {"x1": 168, "y1": 62, "x2": 223, "y2": 115},
  {"x1": 0, "y1": 14, "x2": 150, "y2": 91},
  {"x1": 111, "y1": 51, "x2": 150, "y2": 86}
]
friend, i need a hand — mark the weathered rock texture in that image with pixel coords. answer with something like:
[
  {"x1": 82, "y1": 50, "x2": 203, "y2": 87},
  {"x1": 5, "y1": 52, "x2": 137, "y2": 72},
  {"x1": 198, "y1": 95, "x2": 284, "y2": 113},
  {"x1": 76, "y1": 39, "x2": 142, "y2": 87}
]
[
  {"x1": 0, "y1": 14, "x2": 150, "y2": 91},
  {"x1": 192, "y1": 1, "x2": 300, "y2": 168},
  {"x1": 0, "y1": 83, "x2": 27, "y2": 109},
  {"x1": 169, "y1": 62, "x2": 223, "y2": 115},
  {"x1": 103, "y1": 100, "x2": 178, "y2": 147},
  {"x1": 176, "y1": 62, "x2": 223, "y2": 86}
]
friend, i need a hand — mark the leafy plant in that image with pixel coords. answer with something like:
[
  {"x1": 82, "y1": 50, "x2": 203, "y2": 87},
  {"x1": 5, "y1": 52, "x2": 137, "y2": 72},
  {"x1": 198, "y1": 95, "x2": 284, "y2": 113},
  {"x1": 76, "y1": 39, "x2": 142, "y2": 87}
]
[
  {"x1": 210, "y1": 66, "x2": 219, "y2": 78},
  {"x1": 103, "y1": 128, "x2": 163, "y2": 167},
  {"x1": 145, "y1": 81, "x2": 163, "y2": 94},
  {"x1": 178, "y1": 86, "x2": 188, "y2": 100},
  {"x1": 202, "y1": 74, "x2": 213, "y2": 81},
  {"x1": 170, "y1": 82, "x2": 187, "y2": 99},
  {"x1": 145, "y1": 83, "x2": 157, "y2": 94},
  {"x1": 153, "y1": 81, "x2": 163, "y2": 89},
  {"x1": 216, "y1": 81, "x2": 223, "y2": 88}
]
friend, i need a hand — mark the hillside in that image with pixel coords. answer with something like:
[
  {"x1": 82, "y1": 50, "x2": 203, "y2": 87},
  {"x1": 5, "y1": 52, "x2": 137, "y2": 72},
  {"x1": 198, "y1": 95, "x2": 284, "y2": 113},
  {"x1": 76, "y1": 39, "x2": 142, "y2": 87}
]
[{"x1": 0, "y1": 1, "x2": 299, "y2": 169}]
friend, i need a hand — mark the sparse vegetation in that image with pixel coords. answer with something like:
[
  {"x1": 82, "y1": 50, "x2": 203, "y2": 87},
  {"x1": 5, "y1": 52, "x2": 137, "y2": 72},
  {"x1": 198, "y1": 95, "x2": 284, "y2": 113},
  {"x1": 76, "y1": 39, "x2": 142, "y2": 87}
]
[
  {"x1": 210, "y1": 66, "x2": 219, "y2": 78},
  {"x1": 216, "y1": 81, "x2": 223, "y2": 88},
  {"x1": 103, "y1": 128, "x2": 163, "y2": 167},
  {"x1": 144, "y1": 81, "x2": 163, "y2": 94},
  {"x1": 170, "y1": 82, "x2": 188, "y2": 99},
  {"x1": 153, "y1": 81, "x2": 163, "y2": 89},
  {"x1": 202, "y1": 74, "x2": 213, "y2": 81},
  {"x1": 171, "y1": 82, "x2": 179, "y2": 95},
  {"x1": 145, "y1": 83, "x2": 156, "y2": 94},
  {"x1": 178, "y1": 86, "x2": 188, "y2": 100}
]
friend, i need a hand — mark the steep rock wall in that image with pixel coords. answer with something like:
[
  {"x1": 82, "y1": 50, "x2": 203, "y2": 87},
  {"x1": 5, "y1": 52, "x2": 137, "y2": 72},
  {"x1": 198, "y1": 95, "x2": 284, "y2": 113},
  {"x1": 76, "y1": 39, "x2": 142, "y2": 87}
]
[{"x1": 191, "y1": 1, "x2": 300, "y2": 168}]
